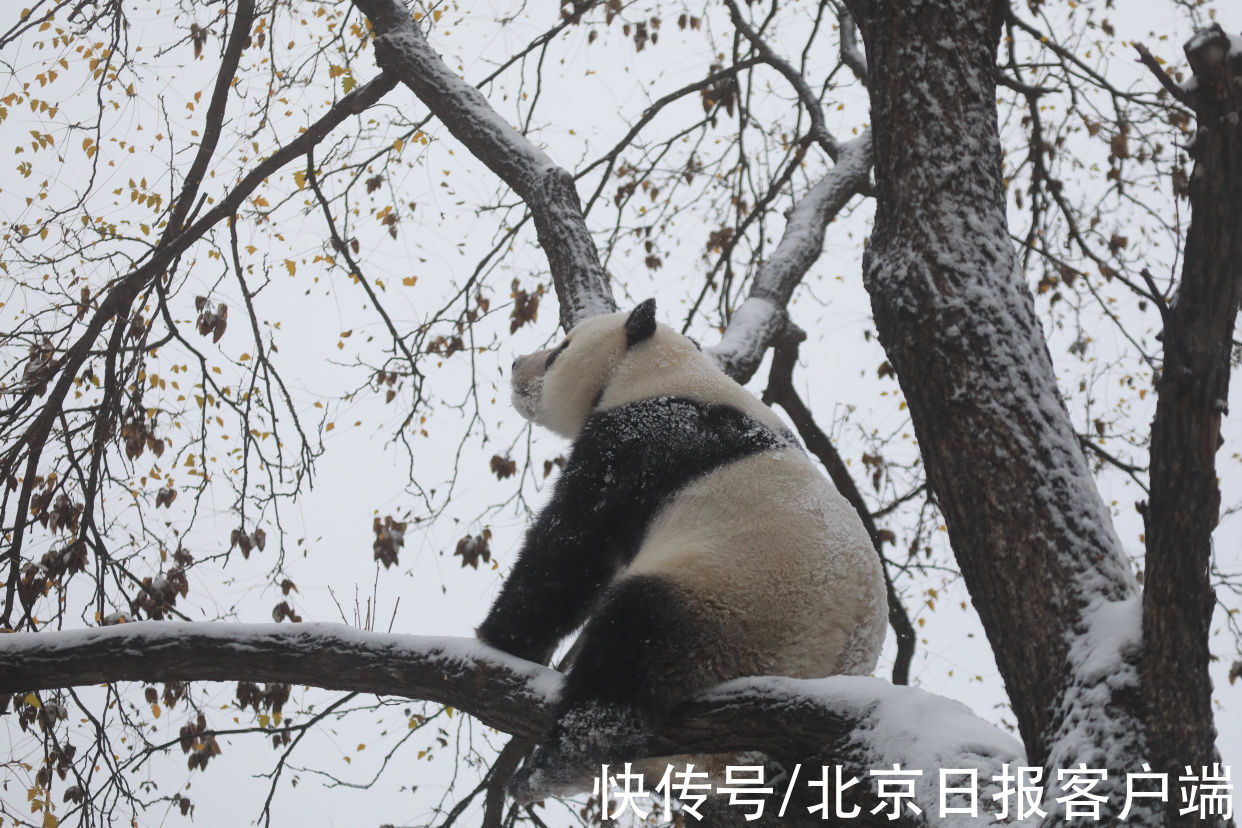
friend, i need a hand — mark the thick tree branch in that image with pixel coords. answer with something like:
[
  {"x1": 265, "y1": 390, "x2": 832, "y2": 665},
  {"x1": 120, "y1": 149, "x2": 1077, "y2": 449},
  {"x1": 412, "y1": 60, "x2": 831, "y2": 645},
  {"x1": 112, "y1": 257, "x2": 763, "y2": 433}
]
[
  {"x1": 3, "y1": 621, "x2": 1023, "y2": 826},
  {"x1": 1141, "y1": 23, "x2": 1242, "y2": 827},
  {"x1": 351, "y1": 0, "x2": 615, "y2": 330},
  {"x1": 706, "y1": 132, "x2": 872, "y2": 383},
  {"x1": 837, "y1": 4, "x2": 869, "y2": 87}
]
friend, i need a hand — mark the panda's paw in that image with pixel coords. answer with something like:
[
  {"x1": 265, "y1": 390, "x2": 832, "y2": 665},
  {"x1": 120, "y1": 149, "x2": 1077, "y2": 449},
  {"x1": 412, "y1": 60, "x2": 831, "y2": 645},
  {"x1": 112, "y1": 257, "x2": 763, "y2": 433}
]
[
  {"x1": 508, "y1": 745, "x2": 583, "y2": 804},
  {"x1": 509, "y1": 704, "x2": 656, "y2": 803}
]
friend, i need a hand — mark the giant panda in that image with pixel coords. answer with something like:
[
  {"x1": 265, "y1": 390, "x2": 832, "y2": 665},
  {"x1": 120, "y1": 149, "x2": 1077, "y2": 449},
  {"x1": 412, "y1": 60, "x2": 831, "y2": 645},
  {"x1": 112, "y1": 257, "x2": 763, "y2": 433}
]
[{"x1": 477, "y1": 298, "x2": 887, "y2": 802}]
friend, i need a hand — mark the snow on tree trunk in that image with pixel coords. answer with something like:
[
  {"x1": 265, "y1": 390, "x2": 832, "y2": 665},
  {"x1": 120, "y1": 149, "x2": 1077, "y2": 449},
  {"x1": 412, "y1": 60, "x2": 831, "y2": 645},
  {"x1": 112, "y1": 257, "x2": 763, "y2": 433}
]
[{"x1": 842, "y1": 0, "x2": 1151, "y2": 822}]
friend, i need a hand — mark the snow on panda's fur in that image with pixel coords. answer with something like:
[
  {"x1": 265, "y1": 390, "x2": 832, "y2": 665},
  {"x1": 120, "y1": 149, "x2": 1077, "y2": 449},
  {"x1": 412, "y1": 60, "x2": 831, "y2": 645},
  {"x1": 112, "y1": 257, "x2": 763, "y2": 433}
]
[{"x1": 477, "y1": 299, "x2": 886, "y2": 801}]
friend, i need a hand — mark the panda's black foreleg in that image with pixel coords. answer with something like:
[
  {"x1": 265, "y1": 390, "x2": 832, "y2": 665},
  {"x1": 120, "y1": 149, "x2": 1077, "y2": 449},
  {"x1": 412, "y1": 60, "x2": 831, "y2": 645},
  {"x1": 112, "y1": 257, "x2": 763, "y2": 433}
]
[
  {"x1": 560, "y1": 574, "x2": 708, "y2": 715},
  {"x1": 510, "y1": 574, "x2": 710, "y2": 801}
]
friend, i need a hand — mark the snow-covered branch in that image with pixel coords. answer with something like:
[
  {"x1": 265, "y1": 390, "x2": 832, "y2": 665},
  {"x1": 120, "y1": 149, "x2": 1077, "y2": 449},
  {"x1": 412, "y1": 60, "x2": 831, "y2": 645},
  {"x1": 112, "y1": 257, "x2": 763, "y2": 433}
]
[
  {"x1": 1, "y1": 622, "x2": 555, "y2": 737},
  {"x1": 838, "y1": 5, "x2": 869, "y2": 87},
  {"x1": 352, "y1": 0, "x2": 614, "y2": 330},
  {"x1": 707, "y1": 133, "x2": 872, "y2": 383},
  {"x1": 4, "y1": 621, "x2": 1023, "y2": 825}
]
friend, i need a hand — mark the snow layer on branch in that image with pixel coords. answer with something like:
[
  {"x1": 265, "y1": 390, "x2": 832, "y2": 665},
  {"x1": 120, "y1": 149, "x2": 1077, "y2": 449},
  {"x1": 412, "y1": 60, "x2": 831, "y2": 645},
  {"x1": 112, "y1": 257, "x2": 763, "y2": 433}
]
[
  {"x1": 375, "y1": 27, "x2": 555, "y2": 192},
  {"x1": 708, "y1": 133, "x2": 872, "y2": 382},
  {"x1": 0, "y1": 621, "x2": 563, "y2": 727},
  {"x1": 356, "y1": 0, "x2": 614, "y2": 328},
  {"x1": 707, "y1": 296, "x2": 785, "y2": 374},
  {"x1": 707, "y1": 675, "x2": 1026, "y2": 825}
]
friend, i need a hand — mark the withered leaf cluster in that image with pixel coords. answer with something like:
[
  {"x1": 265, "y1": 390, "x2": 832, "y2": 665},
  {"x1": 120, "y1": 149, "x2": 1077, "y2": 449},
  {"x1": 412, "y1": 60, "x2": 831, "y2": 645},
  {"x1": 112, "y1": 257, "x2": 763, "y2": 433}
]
[
  {"x1": 454, "y1": 528, "x2": 492, "y2": 570},
  {"x1": 372, "y1": 514, "x2": 407, "y2": 568}
]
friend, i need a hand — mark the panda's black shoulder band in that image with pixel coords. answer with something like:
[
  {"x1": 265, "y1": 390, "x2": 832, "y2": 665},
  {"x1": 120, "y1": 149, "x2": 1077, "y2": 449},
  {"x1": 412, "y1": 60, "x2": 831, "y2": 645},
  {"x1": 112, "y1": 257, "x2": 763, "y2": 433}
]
[{"x1": 625, "y1": 298, "x2": 657, "y2": 348}]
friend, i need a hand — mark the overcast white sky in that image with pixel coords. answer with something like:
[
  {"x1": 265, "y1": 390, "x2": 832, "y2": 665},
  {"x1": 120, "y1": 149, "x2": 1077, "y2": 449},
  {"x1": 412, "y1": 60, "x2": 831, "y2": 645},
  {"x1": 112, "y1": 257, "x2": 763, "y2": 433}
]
[{"x1": 1, "y1": 1, "x2": 1239, "y2": 825}]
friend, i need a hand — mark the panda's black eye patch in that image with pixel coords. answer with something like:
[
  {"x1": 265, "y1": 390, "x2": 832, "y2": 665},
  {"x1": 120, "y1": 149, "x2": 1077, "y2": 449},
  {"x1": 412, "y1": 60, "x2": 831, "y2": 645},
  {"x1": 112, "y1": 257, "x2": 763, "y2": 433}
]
[{"x1": 545, "y1": 339, "x2": 570, "y2": 369}]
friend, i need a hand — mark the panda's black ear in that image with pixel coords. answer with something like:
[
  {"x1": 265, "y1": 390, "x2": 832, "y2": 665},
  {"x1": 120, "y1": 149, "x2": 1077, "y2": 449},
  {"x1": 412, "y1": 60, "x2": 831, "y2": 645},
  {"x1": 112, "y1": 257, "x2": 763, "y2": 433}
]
[{"x1": 625, "y1": 298, "x2": 657, "y2": 348}]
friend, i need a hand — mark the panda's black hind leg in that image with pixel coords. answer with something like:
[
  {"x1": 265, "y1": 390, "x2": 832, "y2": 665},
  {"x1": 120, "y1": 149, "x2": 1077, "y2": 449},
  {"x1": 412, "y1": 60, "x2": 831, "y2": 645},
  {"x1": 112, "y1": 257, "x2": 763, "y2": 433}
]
[{"x1": 510, "y1": 574, "x2": 710, "y2": 802}]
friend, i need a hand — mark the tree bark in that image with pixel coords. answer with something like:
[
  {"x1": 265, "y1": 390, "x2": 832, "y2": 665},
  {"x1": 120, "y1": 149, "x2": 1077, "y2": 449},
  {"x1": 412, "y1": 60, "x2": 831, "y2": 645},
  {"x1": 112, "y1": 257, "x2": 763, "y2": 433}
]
[
  {"x1": 2, "y1": 621, "x2": 1022, "y2": 828},
  {"x1": 352, "y1": 0, "x2": 615, "y2": 330},
  {"x1": 843, "y1": 0, "x2": 1148, "y2": 819},
  {"x1": 1140, "y1": 24, "x2": 1242, "y2": 827}
]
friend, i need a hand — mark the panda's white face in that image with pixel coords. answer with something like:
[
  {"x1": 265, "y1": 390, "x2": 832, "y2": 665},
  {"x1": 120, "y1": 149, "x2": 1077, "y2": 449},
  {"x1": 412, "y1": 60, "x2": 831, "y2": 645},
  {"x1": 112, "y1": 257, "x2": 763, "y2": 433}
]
[{"x1": 510, "y1": 311, "x2": 630, "y2": 438}]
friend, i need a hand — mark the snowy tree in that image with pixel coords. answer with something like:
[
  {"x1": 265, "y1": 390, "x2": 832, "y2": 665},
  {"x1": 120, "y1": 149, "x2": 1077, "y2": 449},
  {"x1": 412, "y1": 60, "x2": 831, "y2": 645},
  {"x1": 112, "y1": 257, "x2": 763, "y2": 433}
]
[{"x1": 1, "y1": 0, "x2": 1238, "y2": 826}]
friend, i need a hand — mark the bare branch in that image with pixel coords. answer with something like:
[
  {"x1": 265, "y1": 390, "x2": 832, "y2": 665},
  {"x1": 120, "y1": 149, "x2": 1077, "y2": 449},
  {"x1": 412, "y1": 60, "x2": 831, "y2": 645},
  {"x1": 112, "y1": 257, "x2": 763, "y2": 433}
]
[
  {"x1": 763, "y1": 326, "x2": 916, "y2": 686},
  {"x1": 724, "y1": 0, "x2": 840, "y2": 159},
  {"x1": 1134, "y1": 42, "x2": 1196, "y2": 108},
  {"x1": 165, "y1": 0, "x2": 255, "y2": 234}
]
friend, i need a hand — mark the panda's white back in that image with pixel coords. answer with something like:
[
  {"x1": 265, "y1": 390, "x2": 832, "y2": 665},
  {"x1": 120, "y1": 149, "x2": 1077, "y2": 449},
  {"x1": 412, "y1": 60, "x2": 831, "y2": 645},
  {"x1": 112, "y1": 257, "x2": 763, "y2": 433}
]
[{"x1": 626, "y1": 447, "x2": 887, "y2": 686}]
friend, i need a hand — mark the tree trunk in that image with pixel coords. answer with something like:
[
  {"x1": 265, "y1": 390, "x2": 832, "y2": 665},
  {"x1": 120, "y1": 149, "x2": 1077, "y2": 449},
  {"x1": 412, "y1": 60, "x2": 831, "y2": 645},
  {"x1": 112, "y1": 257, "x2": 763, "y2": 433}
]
[
  {"x1": 843, "y1": 0, "x2": 1149, "y2": 820},
  {"x1": 1141, "y1": 24, "x2": 1242, "y2": 827}
]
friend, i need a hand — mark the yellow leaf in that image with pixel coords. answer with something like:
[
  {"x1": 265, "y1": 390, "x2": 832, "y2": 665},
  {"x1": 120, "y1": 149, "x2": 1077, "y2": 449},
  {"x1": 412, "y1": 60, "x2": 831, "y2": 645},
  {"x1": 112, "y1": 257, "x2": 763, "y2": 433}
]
[
  {"x1": 284, "y1": 259, "x2": 296, "y2": 276},
  {"x1": 293, "y1": 170, "x2": 306, "y2": 190},
  {"x1": 24, "y1": 692, "x2": 41, "y2": 709},
  {"x1": 402, "y1": 276, "x2": 417, "y2": 287},
  {"x1": 44, "y1": 809, "x2": 59, "y2": 828},
  {"x1": 342, "y1": 75, "x2": 357, "y2": 94}
]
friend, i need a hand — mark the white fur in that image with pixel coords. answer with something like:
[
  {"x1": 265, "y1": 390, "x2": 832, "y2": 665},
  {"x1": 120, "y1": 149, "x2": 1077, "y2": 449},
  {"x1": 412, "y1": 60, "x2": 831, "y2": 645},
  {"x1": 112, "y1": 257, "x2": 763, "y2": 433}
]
[
  {"x1": 517, "y1": 308, "x2": 887, "y2": 685},
  {"x1": 512, "y1": 310, "x2": 790, "y2": 439},
  {"x1": 625, "y1": 450, "x2": 886, "y2": 684}
]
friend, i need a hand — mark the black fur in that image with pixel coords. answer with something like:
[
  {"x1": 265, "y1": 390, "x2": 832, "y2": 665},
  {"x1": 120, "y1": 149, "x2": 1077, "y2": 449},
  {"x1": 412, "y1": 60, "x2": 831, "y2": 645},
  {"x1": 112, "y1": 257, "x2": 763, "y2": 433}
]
[
  {"x1": 561, "y1": 575, "x2": 711, "y2": 715},
  {"x1": 512, "y1": 576, "x2": 714, "y2": 788},
  {"x1": 624, "y1": 298, "x2": 657, "y2": 348},
  {"x1": 476, "y1": 396, "x2": 792, "y2": 664}
]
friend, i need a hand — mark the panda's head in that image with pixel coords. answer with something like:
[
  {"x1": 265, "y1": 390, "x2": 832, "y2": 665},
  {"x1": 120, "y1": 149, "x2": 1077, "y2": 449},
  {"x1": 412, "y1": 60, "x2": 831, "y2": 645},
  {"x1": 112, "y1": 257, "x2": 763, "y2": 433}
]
[{"x1": 511, "y1": 298, "x2": 711, "y2": 438}]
